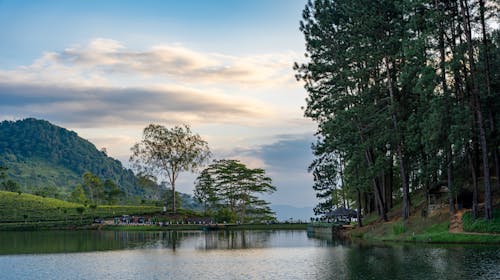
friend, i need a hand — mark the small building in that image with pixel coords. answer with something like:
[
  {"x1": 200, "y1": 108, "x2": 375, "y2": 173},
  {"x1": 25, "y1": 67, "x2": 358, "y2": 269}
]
[
  {"x1": 121, "y1": 215, "x2": 131, "y2": 224},
  {"x1": 324, "y1": 207, "x2": 358, "y2": 224},
  {"x1": 428, "y1": 183, "x2": 449, "y2": 215},
  {"x1": 428, "y1": 183, "x2": 473, "y2": 215}
]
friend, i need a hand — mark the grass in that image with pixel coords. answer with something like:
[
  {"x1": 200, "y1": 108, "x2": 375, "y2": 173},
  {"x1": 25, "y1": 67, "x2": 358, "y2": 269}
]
[
  {"x1": 462, "y1": 209, "x2": 500, "y2": 233},
  {"x1": 348, "y1": 192, "x2": 500, "y2": 244},
  {"x1": 0, "y1": 190, "x2": 161, "y2": 228},
  {"x1": 392, "y1": 221, "x2": 406, "y2": 235}
]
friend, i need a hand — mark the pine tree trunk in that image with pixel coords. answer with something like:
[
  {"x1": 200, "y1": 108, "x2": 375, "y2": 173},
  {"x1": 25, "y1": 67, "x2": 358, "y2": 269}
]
[
  {"x1": 436, "y1": 0, "x2": 455, "y2": 215},
  {"x1": 365, "y1": 149, "x2": 388, "y2": 221},
  {"x1": 363, "y1": 192, "x2": 369, "y2": 216},
  {"x1": 468, "y1": 144, "x2": 480, "y2": 219},
  {"x1": 460, "y1": 0, "x2": 492, "y2": 219},
  {"x1": 479, "y1": 0, "x2": 500, "y2": 191},
  {"x1": 388, "y1": 156, "x2": 393, "y2": 209},
  {"x1": 357, "y1": 189, "x2": 363, "y2": 227},
  {"x1": 385, "y1": 57, "x2": 410, "y2": 221},
  {"x1": 448, "y1": 147, "x2": 455, "y2": 214}
]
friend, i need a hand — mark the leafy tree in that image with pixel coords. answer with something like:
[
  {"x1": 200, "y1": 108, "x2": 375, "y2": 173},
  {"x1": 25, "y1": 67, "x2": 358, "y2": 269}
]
[
  {"x1": 1, "y1": 179, "x2": 20, "y2": 192},
  {"x1": 76, "y1": 206, "x2": 86, "y2": 222},
  {"x1": 103, "y1": 179, "x2": 124, "y2": 205},
  {"x1": 34, "y1": 185, "x2": 60, "y2": 198},
  {"x1": 0, "y1": 166, "x2": 21, "y2": 193},
  {"x1": 160, "y1": 187, "x2": 183, "y2": 210},
  {"x1": 130, "y1": 124, "x2": 211, "y2": 212},
  {"x1": 70, "y1": 185, "x2": 87, "y2": 204},
  {"x1": 193, "y1": 169, "x2": 217, "y2": 213},
  {"x1": 82, "y1": 172, "x2": 103, "y2": 204},
  {"x1": 0, "y1": 166, "x2": 6, "y2": 180},
  {"x1": 194, "y1": 159, "x2": 276, "y2": 223}
]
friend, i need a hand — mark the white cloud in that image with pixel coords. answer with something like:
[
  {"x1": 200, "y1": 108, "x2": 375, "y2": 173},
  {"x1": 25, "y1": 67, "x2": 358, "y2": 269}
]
[{"x1": 1, "y1": 38, "x2": 300, "y2": 89}]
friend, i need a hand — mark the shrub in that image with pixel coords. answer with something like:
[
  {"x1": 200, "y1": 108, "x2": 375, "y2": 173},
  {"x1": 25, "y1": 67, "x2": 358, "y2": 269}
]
[
  {"x1": 462, "y1": 209, "x2": 500, "y2": 233},
  {"x1": 392, "y1": 222, "x2": 406, "y2": 235}
]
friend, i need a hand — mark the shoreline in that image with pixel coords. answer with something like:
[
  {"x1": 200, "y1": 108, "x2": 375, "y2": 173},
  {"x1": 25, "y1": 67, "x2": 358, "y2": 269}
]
[{"x1": 0, "y1": 222, "x2": 308, "y2": 232}]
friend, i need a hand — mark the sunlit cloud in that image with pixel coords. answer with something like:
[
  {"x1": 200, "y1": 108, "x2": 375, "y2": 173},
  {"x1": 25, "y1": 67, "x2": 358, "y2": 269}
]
[
  {"x1": 1, "y1": 38, "x2": 299, "y2": 88},
  {"x1": 0, "y1": 82, "x2": 268, "y2": 127}
]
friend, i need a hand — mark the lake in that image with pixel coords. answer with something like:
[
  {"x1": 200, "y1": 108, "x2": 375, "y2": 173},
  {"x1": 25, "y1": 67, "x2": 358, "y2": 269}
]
[{"x1": 0, "y1": 230, "x2": 499, "y2": 280}]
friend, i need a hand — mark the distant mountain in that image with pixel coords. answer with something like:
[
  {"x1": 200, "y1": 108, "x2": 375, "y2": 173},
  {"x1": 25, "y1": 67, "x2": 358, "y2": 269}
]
[
  {"x1": 271, "y1": 204, "x2": 315, "y2": 222},
  {"x1": 0, "y1": 118, "x2": 198, "y2": 208}
]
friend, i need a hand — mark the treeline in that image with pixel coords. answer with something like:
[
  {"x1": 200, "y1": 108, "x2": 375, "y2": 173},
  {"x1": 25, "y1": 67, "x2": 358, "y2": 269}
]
[
  {"x1": 296, "y1": 0, "x2": 499, "y2": 223},
  {"x1": 69, "y1": 172, "x2": 124, "y2": 206}
]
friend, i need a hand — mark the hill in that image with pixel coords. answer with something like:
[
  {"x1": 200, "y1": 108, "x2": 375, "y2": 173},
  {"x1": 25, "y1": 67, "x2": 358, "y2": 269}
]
[
  {"x1": 0, "y1": 118, "x2": 201, "y2": 210},
  {"x1": 0, "y1": 118, "x2": 146, "y2": 197}
]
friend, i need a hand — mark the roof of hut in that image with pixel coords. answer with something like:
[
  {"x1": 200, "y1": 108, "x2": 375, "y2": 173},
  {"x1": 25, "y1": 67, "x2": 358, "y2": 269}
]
[{"x1": 325, "y1": 207, "x2": 358, "y2": 218}]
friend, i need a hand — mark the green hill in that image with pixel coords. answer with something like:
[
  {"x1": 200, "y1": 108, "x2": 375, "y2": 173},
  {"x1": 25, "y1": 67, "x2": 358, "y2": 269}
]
[
  {"x1": 0, "y1": 190, "x2": 161, "y2": 229},
  {"x1": 0, "y1": 118, "x2": 144, "y2": 197}
]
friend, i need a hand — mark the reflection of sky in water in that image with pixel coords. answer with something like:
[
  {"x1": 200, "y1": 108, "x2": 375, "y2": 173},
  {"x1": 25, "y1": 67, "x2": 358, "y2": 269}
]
[{"x1": 0, "y1": 230, "x2": 499, "y2": 280}]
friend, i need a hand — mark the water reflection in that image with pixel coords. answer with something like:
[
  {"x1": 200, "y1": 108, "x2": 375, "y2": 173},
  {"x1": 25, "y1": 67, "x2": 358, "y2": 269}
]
[
  {"x1": 307, "y1": 232, "x2": 500, "y2": 280},
  {"x1": 0, "y1": 230, "x2": 195, "y2": 254},
  {"x1": 0, "y1": 230, "x2": 498, "y2": 280},
  {"x1": 200, "y1": 230, "x2": 272, "y2": 250},
  {"x1": 0, "y1": 230, "x2": 292, "y2": 254}
]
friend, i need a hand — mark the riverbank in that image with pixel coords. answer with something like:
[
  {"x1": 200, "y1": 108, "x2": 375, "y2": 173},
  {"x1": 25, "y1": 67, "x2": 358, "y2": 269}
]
[
  {"x1": 346, "y1": 207, "x2": 500, "y2": 244},
  {"x1": 99, "y1": 223, "x2": 307, "y2": 231}
]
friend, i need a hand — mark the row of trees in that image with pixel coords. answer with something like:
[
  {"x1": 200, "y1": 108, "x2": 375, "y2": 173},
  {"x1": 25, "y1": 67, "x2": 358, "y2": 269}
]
[
  {"x1": 296, "y1": 0, "x2": 499, "y2": 223},
  {"x1": 0, "y1": 166, "x2": 20, "y2": 192},
  {"x1": 69, "y1": 172, "x2": 124, "y2": 205},
  {"x1": 194, "y1": 159, "x2": 276, "y2": 223}
]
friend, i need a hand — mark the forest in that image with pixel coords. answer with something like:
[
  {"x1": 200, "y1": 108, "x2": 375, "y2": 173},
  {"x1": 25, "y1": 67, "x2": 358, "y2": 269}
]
[
  {"x1": 0, "y1": 118, "x2": 143, "y2": 196},
  {"x1": 295, "y1": 0, "x2": 499, "y2": 223}
]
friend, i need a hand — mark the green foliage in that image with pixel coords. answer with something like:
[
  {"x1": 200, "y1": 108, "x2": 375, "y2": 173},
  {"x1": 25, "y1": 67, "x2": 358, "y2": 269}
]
[
  {"x1": 392, "y1": 222, "x2": 406, "y2": 235},
  {"x1": 70, "y1": 185, "x2": 87, "y2": 204},
  {"x1": 463, "y1": 209, "x2": 500, "y2": 233},
  {"x1": 194, "y1": 159, "x2": 276, "y2": 223},
  {"x1": 0, "y1": 118, "x2": 147, "y2": 198},
  {"x1": 1, "y1": 179, "x2": 20, "y2": 192},
  {"x1": 82, "y1": 171, "x2": 103, "y2": 204},
  {"x1": 130, "y1": 123, "x2": 211, "y2": 212},
  {"x1": 0, "y1": 190, "x2": 161, "y2": 225},
  {"x1": 103, "y1": 179, "x2": 124, "y2": 205},
  {"x1": 297, "y1": 0, "x2": 500, "y2": 221}
]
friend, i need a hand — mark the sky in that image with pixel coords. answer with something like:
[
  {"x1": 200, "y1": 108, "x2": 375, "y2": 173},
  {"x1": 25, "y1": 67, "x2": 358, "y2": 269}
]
[{"x1": 0, "y1": 0, "x2": 317, "y2": 208}]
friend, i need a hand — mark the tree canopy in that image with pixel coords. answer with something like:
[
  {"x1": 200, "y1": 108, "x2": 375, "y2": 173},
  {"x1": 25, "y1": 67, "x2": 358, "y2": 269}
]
[
  {"x1": 194, "y1": 159, "x2": 276, "y2": 223},
  {"x1": 297, "y1": 0, "x2": 499, "y2": 223},
  {"x1": 130, "y1": 124, "x2": 211, "y2": 212}
]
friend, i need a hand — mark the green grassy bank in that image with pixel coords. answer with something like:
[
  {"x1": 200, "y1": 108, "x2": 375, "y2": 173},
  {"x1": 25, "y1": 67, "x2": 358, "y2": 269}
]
[{"x1": 348, "y1": 207, "x2": 500, "y2": 244}]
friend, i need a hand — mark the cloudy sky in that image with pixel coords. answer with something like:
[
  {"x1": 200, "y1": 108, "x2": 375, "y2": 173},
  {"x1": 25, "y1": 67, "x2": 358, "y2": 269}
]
[{"x1": 0, "y1": 0, "x2": 317, "y2": 207}]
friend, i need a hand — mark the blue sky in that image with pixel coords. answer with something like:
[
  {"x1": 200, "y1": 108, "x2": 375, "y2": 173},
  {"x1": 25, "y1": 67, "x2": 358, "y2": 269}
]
[{"x1": 0, "y1": 0, "x2": 317, "y2": 208}]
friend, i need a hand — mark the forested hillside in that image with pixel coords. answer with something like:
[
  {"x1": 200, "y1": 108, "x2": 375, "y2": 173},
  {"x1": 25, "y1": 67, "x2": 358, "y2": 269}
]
[
  {"x1": 0, "y1": 118, "x2": 144, "y2": 197},
  {"x1": 297, "y1": 0, "x2": 499, "y2": 222}
]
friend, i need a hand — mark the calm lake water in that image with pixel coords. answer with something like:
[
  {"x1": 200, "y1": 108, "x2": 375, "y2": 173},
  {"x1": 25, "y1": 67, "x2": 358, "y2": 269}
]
[{"x1": 0, "y1": 230, "x2": 499, "y2": 280}]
